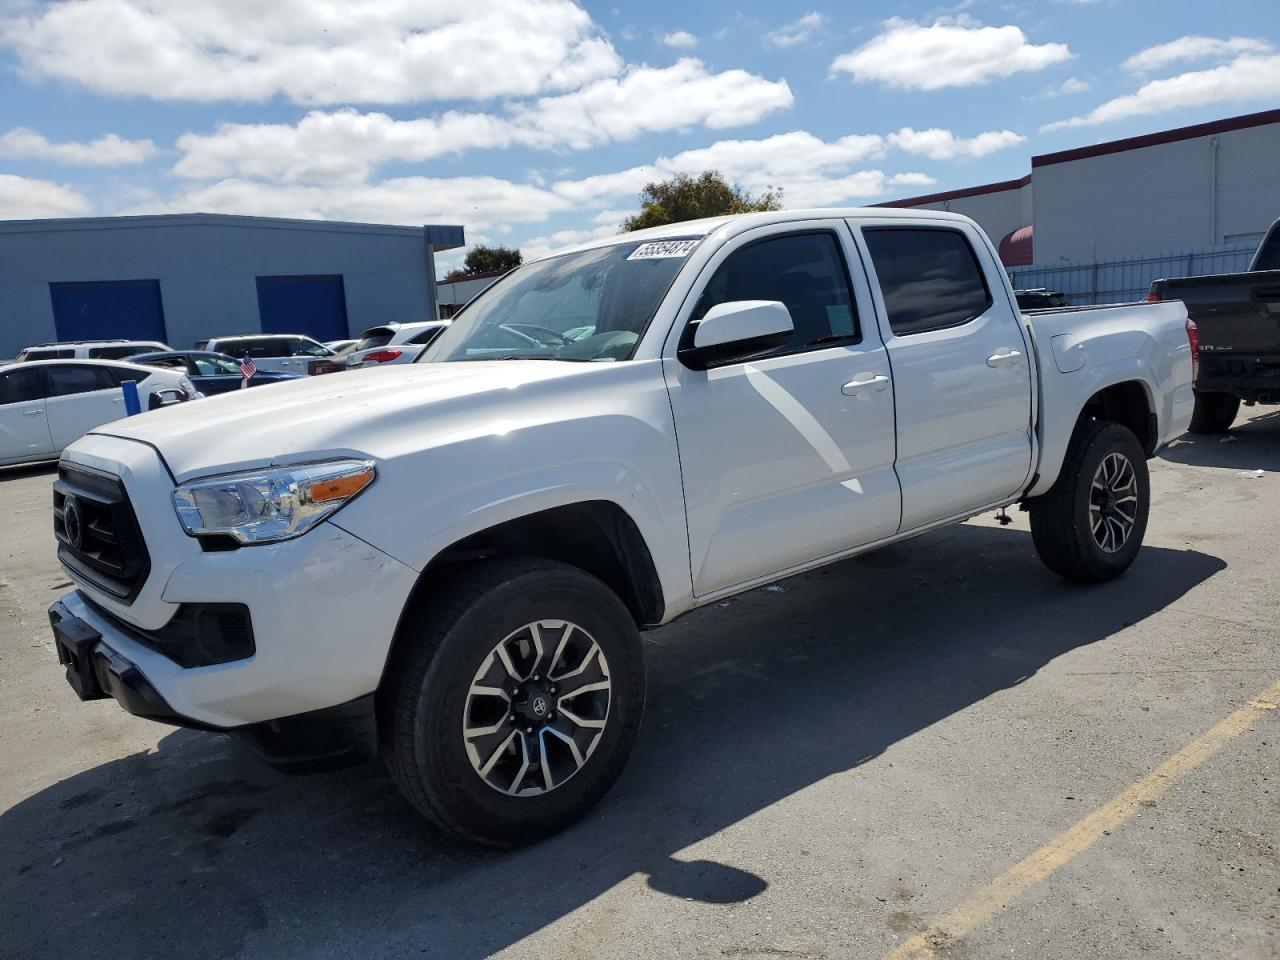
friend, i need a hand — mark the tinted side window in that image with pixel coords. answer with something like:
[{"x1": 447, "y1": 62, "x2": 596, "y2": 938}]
[
  {"x1": 408, "y1": 327, "x2": 444, "y2": 345},
  {"x1": 863, "y1": 228, "x2": 994, "y2": 336},
  {"x1": 238, "y1": 338, "x2": 289, "y2": 358},
  {"x1": 23, "y1": 348, "x2": 75, "y2": 361},
  {"x1": 292, "y1": 338, "x2": 330, "y2": 357},
  {"x1": 1255, "y1": 223, "x2": 1280, "y2": 271},
  {"x1": 0, "y1": 367, "x2": 47, "y2": 404},
  {"x1": 47, "y1": 365, "x2": 117, "y2": 396},
  {"x1": 690, "y1": 232, "x2": 859, "y2": 353}
]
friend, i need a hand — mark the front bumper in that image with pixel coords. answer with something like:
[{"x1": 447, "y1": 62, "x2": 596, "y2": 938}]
[{"x1": 50, "y1": 597, "x2": 380, "y2": 769}]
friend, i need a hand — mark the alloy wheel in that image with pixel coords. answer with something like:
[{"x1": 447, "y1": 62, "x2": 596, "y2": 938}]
[
  {"x1": 462, "y1": 620, "x2": 612, "y2": 796},
  {"x1": 1089, "y1": 451, "x2": 1138, "y2": 553}
]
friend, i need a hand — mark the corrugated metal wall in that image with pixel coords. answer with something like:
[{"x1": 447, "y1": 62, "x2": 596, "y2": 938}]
[{"x1": 1007, "y1": 240, "x2": 1257, "y2": 304}]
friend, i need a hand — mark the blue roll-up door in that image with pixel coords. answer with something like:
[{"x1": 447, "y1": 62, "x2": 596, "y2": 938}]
[
  {"x1": 49, "y1": 279, "x2": 167, "y2": 343},
  {"x1": 256, "y1": 275, "x2": 349, "y2": 342}
]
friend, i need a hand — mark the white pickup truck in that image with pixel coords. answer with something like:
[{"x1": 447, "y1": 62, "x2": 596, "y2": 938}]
[{"x1": 48, "y1": 209, "x2": 1195, "y2": 845}]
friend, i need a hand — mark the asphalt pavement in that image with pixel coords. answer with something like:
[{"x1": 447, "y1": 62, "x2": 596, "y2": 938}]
[{"x1": 1, "y1": 409, "x2": 1277, "y2": 960}]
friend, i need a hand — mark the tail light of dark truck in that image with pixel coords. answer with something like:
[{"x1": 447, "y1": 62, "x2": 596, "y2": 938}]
[{"x1": 1186, "y1": 317, "x2": 1200, "y2": 383}]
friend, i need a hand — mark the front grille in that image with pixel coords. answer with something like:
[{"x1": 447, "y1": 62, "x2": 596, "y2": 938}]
[{"x1": 53, "y1": 464, "x2": 151, "y2": 603}]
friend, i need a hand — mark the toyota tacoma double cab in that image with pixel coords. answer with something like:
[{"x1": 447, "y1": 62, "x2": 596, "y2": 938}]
[
  {"x1": 1147, "y1": 216, "x2": 1280, "y2": 433},
  {"x1": 48, "y1": 209, "x2": 1195, "y2": 845}
]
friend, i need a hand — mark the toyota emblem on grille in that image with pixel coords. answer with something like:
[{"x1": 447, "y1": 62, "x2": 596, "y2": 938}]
[{"x1": 63, "y1": 495, "x2": 84, "y2": 551}]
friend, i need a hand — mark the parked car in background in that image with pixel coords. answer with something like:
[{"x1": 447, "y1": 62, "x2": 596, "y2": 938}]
[
  {"x1": 1, "y1": 359, "x2": 194, "y2": 466},
  {"x1": 129, "y1": 351, "x2": 303, "y2": 395},
  {"x1": 343, "y1": 321, "x2": 450, "y2": 369},
  {"x1": 325, "y1": 339, "x2": 359, "y2": 354},
  {"x1": 16, "y1": 339, "x2": 172, "y2": 362},
  {"x1": 1147, "y1": 217, "x2": 1280, "y2": 433},
  {"x1": 1014, "y1": 288, "x2": 1070, "y2": 310},
  {"x1": 192, "y1": 334, "x2": 335, "y2": 375},
  {"x1": 47, "y1": 209, "x2": 1194, "y2": 845}
]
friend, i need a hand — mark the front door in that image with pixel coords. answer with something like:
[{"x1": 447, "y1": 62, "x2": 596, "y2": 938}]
[
  {"x1": 855, "y1": 222, "x2": 1034, "y2": 530},
  {"x1": 0, "y1": 366, "x2": 53, "y2": 464},
  {"x1": 665, "y1": 224, "x2": 901, "y2": 597},
  {"x1": 44, "y1": 364, "x2": 126, "y2": 451}
]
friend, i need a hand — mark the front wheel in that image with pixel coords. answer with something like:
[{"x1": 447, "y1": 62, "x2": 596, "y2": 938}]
[
  {"x1": 1187, "y1": 390, "x2": 1240, "y2": 434},
  {"x1": 378, "y1": 558, "x2": 645, "y2": 846},
  {"x1": 1029, "y1": 421, "x2": 1150, "y2": 583}
]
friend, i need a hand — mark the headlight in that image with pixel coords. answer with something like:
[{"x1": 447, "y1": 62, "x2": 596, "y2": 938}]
[{"x1": 172, "y1": 459, "x2": 375, "y2": 544}]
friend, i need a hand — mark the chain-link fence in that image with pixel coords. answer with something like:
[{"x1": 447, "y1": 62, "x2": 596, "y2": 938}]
[{"x1": 1007, "y1": 241, "x2": 1257, "y2": 304}]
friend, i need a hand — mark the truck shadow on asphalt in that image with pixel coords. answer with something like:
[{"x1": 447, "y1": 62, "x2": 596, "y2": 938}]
[
  {"x1": 1, "y1": 526, "x2": 1225, "y2": 960},
  {"x1": 1160, "y1": 409, "x2": 1280, "y2": 471}
]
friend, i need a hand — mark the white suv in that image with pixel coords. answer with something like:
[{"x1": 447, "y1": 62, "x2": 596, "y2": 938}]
[
  {"x1": 16, "y1": 340, "x2": 172, "y2": 362},
  {"x1": 1, "y1": 359, "x2": 194, "y2": 466},
  {"x1": 193, "y1": 335, "x2": 335, "y2": 375},
  {"x1": 343, "y1": 322, "x2": 449, "y2": 369}
]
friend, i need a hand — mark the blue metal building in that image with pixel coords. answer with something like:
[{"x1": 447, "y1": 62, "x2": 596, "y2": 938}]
[{"x1": 0, "y1": 213, "x2": 464, "y2": 357}]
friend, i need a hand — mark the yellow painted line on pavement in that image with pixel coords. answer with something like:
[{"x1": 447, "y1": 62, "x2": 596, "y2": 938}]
[{"x1": 885, "y1": 679, "x2": 1280, "y2": 960}]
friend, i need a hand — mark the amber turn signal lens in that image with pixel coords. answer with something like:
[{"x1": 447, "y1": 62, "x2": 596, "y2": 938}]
[{"x1": 310, "y1": 469, "x2": 374, "y2": 503}]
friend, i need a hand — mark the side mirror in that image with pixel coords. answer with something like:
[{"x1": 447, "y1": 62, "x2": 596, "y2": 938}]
[{"x1": 678, "y1": 300, "x2": 794, "y2": 371}]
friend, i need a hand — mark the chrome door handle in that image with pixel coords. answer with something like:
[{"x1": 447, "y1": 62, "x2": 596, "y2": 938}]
[
  {"x1": 842, "y1": 374, "x2": 890, "y2": 397},
  {"x1": 987, "y1": 349, "x2": 1023, "y2": 368},
  {"x1": 22, "y1": 409, "x2": 43, "y2": 417}
]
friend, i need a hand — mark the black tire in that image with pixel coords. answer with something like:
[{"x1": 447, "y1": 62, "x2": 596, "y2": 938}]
[
  {"x1": 1029, "y1": 421, "x2": 1150, "y2": 583},
  {"x1": 1187, "y1": 390, "x2": 1240, "y2": 434},
  {"x1": 378, "y1": 558, "x2": 645, "y2": 846}
]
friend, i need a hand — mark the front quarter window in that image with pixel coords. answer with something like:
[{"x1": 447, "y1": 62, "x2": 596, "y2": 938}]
[{"x1": 420, "y1": 239, "x2": 697, "y2": 363}]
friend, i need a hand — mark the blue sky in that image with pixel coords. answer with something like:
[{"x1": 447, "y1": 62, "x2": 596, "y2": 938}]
[{"x1": 0, "y1": 0, "x2": 1277, "y2": 272}]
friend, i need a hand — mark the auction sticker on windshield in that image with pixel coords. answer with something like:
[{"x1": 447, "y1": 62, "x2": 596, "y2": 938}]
[{"x1": 627, "y1": 239, "x2": 700, "y2": 260}]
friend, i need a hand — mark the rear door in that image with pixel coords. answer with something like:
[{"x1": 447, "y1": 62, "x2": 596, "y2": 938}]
[
  {"x1": 853, "y1": 221, "x2": 1034, "y2": 530},
  {"x1": 665, "y1": 222, "x2": 901, "y2": 597},
  {"x1": 44, "y1": 364, "x2": 127, "y2": 451},
  {"x1": 0, "y1": 366, "x2": 53, "y2": 464}
]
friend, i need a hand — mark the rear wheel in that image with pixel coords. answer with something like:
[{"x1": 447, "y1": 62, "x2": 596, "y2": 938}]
[
  {"x1": 379, "y1": 558, "x2": 645, "y2": 846},
  {"x1": 1029, "y1": 421, "x2": 1150, "y2": 583},
  {"x1": 1187, "y1": 390, "x2": 1240, "y2": 434}
]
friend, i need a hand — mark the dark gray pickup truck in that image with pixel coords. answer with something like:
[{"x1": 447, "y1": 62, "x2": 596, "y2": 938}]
[{"x1": 1148, "y1": 218, "x2": 1280, "y2": 433}]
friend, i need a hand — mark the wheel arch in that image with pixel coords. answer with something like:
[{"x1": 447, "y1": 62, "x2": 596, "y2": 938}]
[
  {"x1": 1029, "y1": 371, "x2": 1159, "y2": 498},
  {"x1": 377, "y1": 499, "x2": 664, "y2": 692}
]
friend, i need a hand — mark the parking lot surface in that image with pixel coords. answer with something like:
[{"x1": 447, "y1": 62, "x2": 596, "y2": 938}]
[{"x1": 2, "y1": 410, "x2": 1277, "y2": 960}]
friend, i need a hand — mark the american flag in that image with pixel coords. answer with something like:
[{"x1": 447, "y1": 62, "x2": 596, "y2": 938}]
[{"x1": 240, "y1": 353, "x2": 257, "y2": 382}]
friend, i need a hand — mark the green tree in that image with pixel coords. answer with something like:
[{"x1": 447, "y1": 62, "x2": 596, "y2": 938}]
[
  {"x1": 622, "y1": 171, "x2": 782, "y2": 232},
  {"x1": 445, "y1": 245, "x2": 523, "y2": 279}
]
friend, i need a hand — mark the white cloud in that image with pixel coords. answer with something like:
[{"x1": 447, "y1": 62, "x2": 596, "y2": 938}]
[
  {"x1": 1025, "y1": 76, "x2": 1092, "y2": 101},
  {"x1": 664, "y1": 131, "x2": 886, "y2": 180},
  {"x1": 1, "y1": 0, "x2": 624, "y2": 104},
  {"x1": 174, "y1": 110, "x2": 526, "y2": 183},
  {"x1": 1123, "y1": 35, "x2": 1272, "y2": 73},
  {"x1": 887, "y1": 127, "x2": 1026, "y2": 160},
  {"x1": 0, "y1": 173, "x2": 91, "y2": 218},
  {"x1": 548, "y1": 125, "x2": 1021, "y2": 210},
  {"x1": 126, "y1": 176, "x2": 568, "y2": 234},
  {"x1": 766, "y1": 12, "x2": 824, "y2": 48},
  {"x1": 523, "y1": 58, "x2": 793, "y2": 150},
  {"x1": 830, "y1": 16, "x2": 1072, "y2": 90},
  {"x1": 662, "y1": 30, "x2": 697, "y2": 48},
  {"x1": 888, "y1": 172, "x2": 937, "y2": 188},
  {"x1": 173, "y1": 59, "x2": 793, "y2": 182},
  {"x1": 0, "y1": 127, "x2": 155, "y2": 166},
  {"x1": 1044, "y1": 52, "x2": 1280, "y2": 130},
  {"x1": 519, "y1": 223, "x2": 620, "y2": 260}
]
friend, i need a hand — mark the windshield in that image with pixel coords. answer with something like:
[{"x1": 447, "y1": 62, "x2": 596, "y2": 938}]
[{"x1": 421, "y1": 239, "x2": 697, "y2": 363}]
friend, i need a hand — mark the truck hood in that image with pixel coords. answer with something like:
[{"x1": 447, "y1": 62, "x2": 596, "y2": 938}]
[{"x1": 90, "y1": 360, "x2": 602, "y2": 482}]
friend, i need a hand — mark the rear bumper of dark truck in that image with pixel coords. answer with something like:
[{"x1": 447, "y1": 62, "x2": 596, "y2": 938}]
[{"x1": 1198, "y1": 352, "x2": 1280, "y2": 403}]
